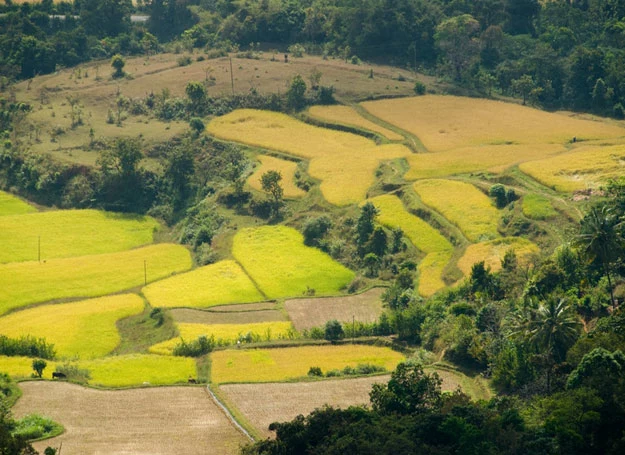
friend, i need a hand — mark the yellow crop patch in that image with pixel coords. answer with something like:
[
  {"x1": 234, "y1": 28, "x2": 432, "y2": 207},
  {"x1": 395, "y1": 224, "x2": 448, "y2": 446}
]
[
  {"x1": 0, "y1": 243, "x2": 192, "y2": 315},
  {"x1": 457, "y1": 237, "x2": 540, "y2": 276},
  {"x1": 208, "y1": 109, "x2": 410, "y2": 205},
  {"x1": 143, "y1": 260, "x2": 264, "y2": 309},
  {"x1": 362, "y1": 95, "x2": 625, "y2": 152},
  {"x1": 211, "y1": 345, "x2": 404, "y2": 384},
  {"x1": 0, "y1": 209, "x2": 159, "y2": 264},
  {"x1": 0, "y1": 191, "x2": 36, "y2": 216},
  {"x1": 247, "y1": 155, "x2": 306, "y2": 198},
  {"x1": 519, "y1": 144, "x2": 625, "y2": 192},
  {"x1": 0, "y1": 356, "x2": 58, "y2": 379},
  {"x1": 149, "y1": 321, "x2": 297, "y2": 355},
  {"x1": 232, "y1": 226, "x2": 354, "y2": 299},
  {"x1": 0, "y1": 295, "x2": 144, "y2": 359},
  {"x1": 308, "y1": 105, "x2": 404, "y2": 141},
  {"x1": 413, "y1": 179, "x2": 500, "y2": 242},
  {"x1": 82, "y1": 354, "x2": 197, "y2": 388},
  {"x1": 368, "y1": 195, "x2": 453, "y2": 296}
]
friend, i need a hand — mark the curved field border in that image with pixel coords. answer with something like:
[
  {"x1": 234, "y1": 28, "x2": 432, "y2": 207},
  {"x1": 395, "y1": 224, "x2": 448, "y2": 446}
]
[{"x1": 0, "y1": 190, "x2": 36, "y2": 216}]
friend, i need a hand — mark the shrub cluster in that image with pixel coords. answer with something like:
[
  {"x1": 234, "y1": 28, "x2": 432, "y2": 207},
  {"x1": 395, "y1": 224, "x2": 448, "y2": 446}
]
[
  {"x1": 307, "y1": 363, "x2": 386, "y2": 378},
  {"x1": 0, "y1": 335, "x2": 56, "y2": 360}
]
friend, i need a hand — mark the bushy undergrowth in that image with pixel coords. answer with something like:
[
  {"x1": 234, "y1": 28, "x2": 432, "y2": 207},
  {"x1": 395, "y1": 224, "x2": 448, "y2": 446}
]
[
  {"x1": 307, "y1": 363, "x2": 386, "y2": 378},
  {"x1": 13, "y1": 414, "x2": 63, "y2": 441},
  {"x1": 0, "y1": 335, "x2": 55, "y2": 360}
]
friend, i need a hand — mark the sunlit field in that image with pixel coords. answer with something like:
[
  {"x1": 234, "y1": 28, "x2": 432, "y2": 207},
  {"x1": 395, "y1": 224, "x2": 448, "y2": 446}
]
[
  {"x1": 149, "y1": 321, "x2": 297, "y2": 355},
  {"x1": 456, "y1": 237, "x2": 540, "y2": 276},
  {"x1": 413, "y1": 179, "x2": 500, "y2": 242},
  {"x1": 0, "y1": 191, "x2": 37, "y2": 216},
  {"x1": 0, "y1": 243, "x2": 192, "y2": 315},
  {"x1": 0, "y1": 356, "x2": 58, "y2": 379},
  {"x1": 208, "y1": 109, "x2": 410, "y2": 205},
  {"x1": 308, "y1": 105, "x2": 404, "y2": 140},
  {"x1": 522, "y1": 194, "x2": 558, "y2": 220},
  {"x1": 142, "y1": 260, "x2": 264, "y2": 309},
  {"x1": 519, "y1": 144, "x2": 625, "y2": 192},
  {"x1": 0, "y1": 295, "x2": 144, "y2": 359},
  {"x1": 211, "y1": 345, "x2": 404, "y2": 384},
  {"x1": 247, "y1": 154, "x2": 306, "y2": 198},
  {"x1": 362, "y1": 95, "x2": 625, "y2": 152},
  {"x1": 0, "y1": 209, "x2": 159, "y2": 264},
  {"x1": 232, "y1": 226, "x2": 354, "y2": 299}
]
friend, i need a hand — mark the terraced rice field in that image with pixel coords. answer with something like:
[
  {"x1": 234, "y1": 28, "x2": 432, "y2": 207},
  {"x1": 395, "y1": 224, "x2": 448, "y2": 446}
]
[
  {"x1": 247, "y1": 155, "x2": 306, "y2": 198},
  {"x1": 368, "y1": 195, "x2": 454, "y2": 296},
  {"x1": 362, "y1": 95, "x2": 625, "y2": 152},
  {"x1": 208, "y1": 109, "x2": 410, "y2": 205},
  {"x1": 522, "y1": 194, "x2": 558, "y2": 220},
  {"x1": 210, "y1": 345, "x2": 404, "y2": 384},
  {"x1": 0, "y1": 243, "x2": 192, "y2": 315},
  {"x1": 285, "y1": 288, "x2": 385, "y2": 331},
  {"x1": 308, "y1": 105, "x2": 404, "y2": 140},
  {"x1": 0, "y1": 209, "x2": 159, "y2": 263},
  {"x1": 0, "y1": 295, "x2": 144, "y2": 359},
  {"x1": 413, "y1": 179, "x2": 500, "y2": 242},
  {"x1": 519, "y1": 144, "x2": 625, "y2": 192},
  {"x1": 0, "y1": 356, "x2": 59, "y2": 379},
  {"x1": 142, "y1": 260, "x2": 264, "y2": 309},
  {"x1": 0, "y1": 191, "x2": 36, "y2": 216},
  {"x1": 457, "y1": 237, "x2": 540, "y2": 276},
  {"x1": 232, "y1": 226, "x2": 354, "y2": 299},
  {"x1": 149, "y1": 321, "x2": 297, "y2": 355},
  {"x1": 13, "y1": 382, "x2": 246, "y2": 455}
]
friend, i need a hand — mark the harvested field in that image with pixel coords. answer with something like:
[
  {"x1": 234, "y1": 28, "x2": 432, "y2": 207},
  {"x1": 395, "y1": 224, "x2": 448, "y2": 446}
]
[
  {"x1": 362, "y1": 95, "x2": 625, "y2": 152},
  {"x1": 247, "y1": 155, "x2": 306, "y2": 198},
  {"x1": 285, "y1": 288, "x2": 385, "y2": 331},
  {"x1": 142, "y1": 260, "x2": 264, "y2": 309},
  {"x1": 0, "y1": 294, "x2": 144, "y2": 359},
  {"x1": 413, "y1": 179, "x2": 500, "y2": 242},
  {"x1": 307, "y1": 105, "x2": 404, "y2": 141},
  {"x1": 232, "y1": 226, "x2": 354, "y2": 299},
  {"x1": 198, "y1": 302, "x2": 278, "y2": 313},
  {"x1": 0, "y1": 191, "x2": 36, "y2": 216},
  {"x1": 0, "y1": 209, "x2": 159, "y2": 264},
  {"x1": 13, "y1": 381, "x2": 247, "y2": 455},
  {"x1": 457, "y1": 237, "x2": 540, "y2": 276},
  {"x1": 0, "y1": 243, "x2": 192, "y2": 315},
  {"x1": 219, "y1": 375, "x2": 390, "y2": 438},
  {"x1": 170, "y1": 308, "x2": 287, "y2": 325},
  {"x1": 208, "y1": 109, "x2": 410, "y2": 205}
]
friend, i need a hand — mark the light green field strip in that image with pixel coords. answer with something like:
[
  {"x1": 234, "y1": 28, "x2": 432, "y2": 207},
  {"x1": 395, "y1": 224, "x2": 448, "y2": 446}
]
[
  {"x1": 0, "y1": 243, "x2": 192, "y2": 315},
  {"x1": 522, "y1": 194, "x2": 558, "y2": 220},
  {"x1": 368, "y1": 195, "x2": 453, "y2": 296},
  {"x1": 0, "y1": 356, "x2": 59, "y2": 379},
  {"x1": 0, "y1": 295, "x2": 144, "y2": 359},
  {"x1": 232, "y1": 226, "x2": 355, "y2": 299},
  {"x1": 208, "y1": 109, "x2": 410, "y2": 205},
  {"x1": 211, "y1": 345, "x2": 405, "y2": 384},
  {"x1": 308, "y1": 105, "x2": 404, "y2": 141},
  {"x1": 0, "y1": 209, "x2": 159, "y2": 264},
  {"x1": 456, "y1": 237, "x2": 539, "y2": 276},
  {"x1": 247, "y1": 155, "x2": 306, "y2": 198},
  {"x1": 149, "y1": 321, "x2": 297, "y2": 355},
  {"x1": 0, "y1": 191, "x2": 37, "y2": 216},
  {"x1": 413, "y1": 179, "x2": 500, "y2": 242},
  {"x1": 143, "y1": 260, "x2": 265, "y2": 309}
]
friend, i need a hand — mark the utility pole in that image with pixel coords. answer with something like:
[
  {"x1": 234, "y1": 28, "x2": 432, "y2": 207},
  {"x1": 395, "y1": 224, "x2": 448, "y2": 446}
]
[{"x1": 229, "y1": 57, "x2": 235, "y2": 96}]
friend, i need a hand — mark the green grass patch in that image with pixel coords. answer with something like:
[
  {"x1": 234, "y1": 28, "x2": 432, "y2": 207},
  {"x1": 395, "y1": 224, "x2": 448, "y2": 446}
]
[
  {"x1": 0, "y1": 191, "x2": 36, "y2": 216},
  {"x1": 13, "y1": 414, "x2": 64, "y2": 441},
  {"x1": 232, "y1": 226, "x2": 355, "y2": 299},
  {"x1": 522, "y1": 194, "x2": 558, "y2": 220},
  {"x1": 113, "y1": 305, "x2": 178, "y2": 355},
  {"x1": 0, "y1": 243, "x2": 192, "y2": 315},
  {"x1": 0, "y1": 209, "x2": 159, "y2": 264}
]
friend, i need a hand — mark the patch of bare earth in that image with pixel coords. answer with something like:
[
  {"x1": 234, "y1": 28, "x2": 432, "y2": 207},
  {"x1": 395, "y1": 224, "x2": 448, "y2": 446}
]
[
  {"x1": 219, "y1": 375, "x2": 390, "y2": 438},
  {"x1": 170, "y1": 307, "x2": 286, "y2": 324},
  {"x1": 13, "y1": 381, "x2": 247, "y2": 455},
  {"x1": 285, "y1": 288, "x2": 385, "y2": 331}
]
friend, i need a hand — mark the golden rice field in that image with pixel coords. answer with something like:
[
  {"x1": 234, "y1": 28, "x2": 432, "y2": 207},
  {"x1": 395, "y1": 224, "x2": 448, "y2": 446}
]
[
  {"x1": 247, "y1": 155, "x2": 306, "y2": 198},
  {"x1": 208, "y1": 109, "x2": 410, "y2": 205},
  {"x1": 368, "y1": 195, "x2": 454, "y2": 296},
  {"x1": 413, "y1": 179, "x2": 500, "y2": 242},
  {"x1": 0, "y1": 243, "x2": 192, "y2": 315},
  {"x1": 519, "y1": 144, "x2": 625, "y2": 192},
  {"x1": 0, "y1": 209, "x2": 159, "y2": 264},
  {"x1": 0, "y1": 191, "x2": 36, "y2": 216},
  {"x1": 457, "y1": 237, "x2": 540, "y2": 276},
  {"x1": 404, "y1": 143, "x2": 566, "y2": 180},
  {"x1": 210, "y1": 345, "x2": 404, "y2": 384},
  {"x1": 142, "y1": 260, "x2": 264, "y2": 309},
  {"x1": 522, "y1": 194, "x2": 558, "y2": 220},
  {"x1": 0, "y1": 295, "x2": 144, "y2": 359},
  {"x1": 362, "y1": 95, "x2": 625, "y2": 152},
  {"x1": 308, "y1": 105, "x2": 404, "y2": 141},
  {"x1": 232, "y1": 226, "x2": 355, "y2": 299},
  {"x1": 0, "y1": 356, "x2": 59, "y2": 379},
  {"x1": 149, "y1": 321, "x2": 297, "y2": 355}
]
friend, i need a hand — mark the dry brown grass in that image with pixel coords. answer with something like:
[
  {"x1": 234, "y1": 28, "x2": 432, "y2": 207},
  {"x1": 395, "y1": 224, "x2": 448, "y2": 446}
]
[
  {"x1": 284, "y1": 288, "x2": 385, "y2": 331},
  {"x1": 170, "y1": 307, "x2": 288, "y2": 325},
  {"x1": 13, "y1": 381, "x2": 247, "y2": 455}
]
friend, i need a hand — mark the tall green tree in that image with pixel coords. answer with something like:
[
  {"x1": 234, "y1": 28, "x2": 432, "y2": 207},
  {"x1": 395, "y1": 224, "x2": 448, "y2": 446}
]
[{"x1": 79, "y1": 0, "x2": 132, "y2": 38}]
